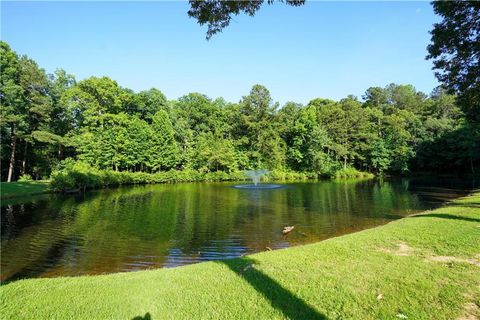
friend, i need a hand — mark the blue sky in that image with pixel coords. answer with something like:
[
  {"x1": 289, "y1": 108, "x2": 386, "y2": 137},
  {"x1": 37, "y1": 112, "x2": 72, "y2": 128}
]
[{"x1": 1, "y1": 1, "x2": 439, "y2": 105}]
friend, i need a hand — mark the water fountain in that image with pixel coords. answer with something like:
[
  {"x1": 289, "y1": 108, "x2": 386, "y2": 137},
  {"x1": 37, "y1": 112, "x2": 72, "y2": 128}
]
[
  {"x1": 233, "y1": 169, "x2": 284, "y2": 189},
  {"x1": 245, "y1": 169, "x2": 269, "y2": 186}
]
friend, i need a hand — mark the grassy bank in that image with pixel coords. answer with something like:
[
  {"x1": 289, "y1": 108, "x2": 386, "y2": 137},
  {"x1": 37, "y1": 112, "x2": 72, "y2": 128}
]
[
  {"x1": 0, "y1": 181, "x2": 50, "y2": 199},
  {"x1": 1, "y1": 193, "x2": 479, "y2": 319}
]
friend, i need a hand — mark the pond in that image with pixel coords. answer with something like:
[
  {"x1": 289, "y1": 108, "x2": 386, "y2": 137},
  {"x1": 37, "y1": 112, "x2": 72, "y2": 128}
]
[{"x1": 1, "y1": 177, "x2": 476, "y2": 281}]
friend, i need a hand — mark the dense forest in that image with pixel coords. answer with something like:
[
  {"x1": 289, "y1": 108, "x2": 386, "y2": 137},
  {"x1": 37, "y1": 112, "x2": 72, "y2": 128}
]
[{"x1": 1, "y1": 41, "x2": 478, "y2": 183}]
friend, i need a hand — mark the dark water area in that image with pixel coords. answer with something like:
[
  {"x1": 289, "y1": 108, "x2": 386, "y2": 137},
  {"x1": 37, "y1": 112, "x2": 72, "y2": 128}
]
[{"x1": 1, "y1": 177, "x2": 477, "y2": 281}]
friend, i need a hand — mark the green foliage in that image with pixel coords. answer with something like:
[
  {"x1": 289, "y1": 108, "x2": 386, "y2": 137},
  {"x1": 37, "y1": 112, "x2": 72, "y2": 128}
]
[
  {"x1": 188, "y1": 0, "x2": 305, "y2": 39},
  {"x1": 234, "y1": 84, "x2": 286, "y2": 169},
  {"x1": 147, "y1": 110, "x2": 178, "y2": 170},
  {"x1": 427, "y1": 1, "x2": 480, "y2": 123},
  {"x1": 266, "y1": 170, "x2": 316, "y2": 181},
  {"x1": 1, "y1": 41, "x2": 478, "y2": 182},
  {"x1": 133, "y1": 88, "x2": 168, "y2": 121},
  {"x1": 49, "y1": 160, "x2": 321, "y2": 191},
  {"x1": 0, "y1": 41, "x2": 55, "y2": 181},
  {"x1": 332, "y1": 167, "x2": 375, "y2": 179},
  {"x1": 17, "y1": 174, "x2": 33, "y2": 182}
]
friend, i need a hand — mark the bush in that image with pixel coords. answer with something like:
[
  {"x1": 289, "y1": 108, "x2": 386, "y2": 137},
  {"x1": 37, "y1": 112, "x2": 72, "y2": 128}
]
[
  {"x1": 18, "y1": 174, "x2": 33, "y2": 182},
  {"x1": 50, "y1": 160, "x2": 321, "y2": 192},
  {"x1": 267, "y1": 170, "x2": 316, "y2": 181},
  {"x1": 333, "y1": 167, "x2": 374, "y2": 179}
]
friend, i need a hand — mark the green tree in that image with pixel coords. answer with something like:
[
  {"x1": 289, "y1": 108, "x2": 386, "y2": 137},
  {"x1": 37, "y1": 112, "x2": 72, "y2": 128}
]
[
  {"x1": 427, "y1": 1, "x2": 480, "y2": 122},
  {"x1": 62, "y1": 76, "x2": 132, "y2": 128},
  {"x1": 188, "y1": 0, "x2": 305, "y2": 39},
  {"x1": 383, "y1": 109, "x2": 418, "y2": 173},
  {"x1": 428, "y1": 87, "x2": 463, "y2": 120},
  {"x1": 134, "y1": 88, "x2": 168, "y2": 122},
  {"x1": 235, "y1": 85, "x2": 285, "y2": 169},
  {"x1": 191, "y1": 132, "x2": 238, "y2": 172},
  {"x1": 310, "y1": 96, "x2": 375, "y2": 170},
  {"x1": 147, "y1": 110, "x2": 178, "y2": 171},
  {"x1": 363, "y1": 87, "x2": 389, "y2": 110},
  {"x1": 0, "y1": 42, "x2": 53, "y2": 181},
  {"x1": 280, "y1": 104, "x2": 332, "y2": 173},
  {"x1": 0, "y1": 42, "x2": 24, "y2": 181}
]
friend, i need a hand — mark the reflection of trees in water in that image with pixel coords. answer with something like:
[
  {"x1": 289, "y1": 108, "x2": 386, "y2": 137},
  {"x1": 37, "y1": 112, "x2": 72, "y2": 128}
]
[{"x1": 2, "y1": 178, "x2": 471, "y2": 280}]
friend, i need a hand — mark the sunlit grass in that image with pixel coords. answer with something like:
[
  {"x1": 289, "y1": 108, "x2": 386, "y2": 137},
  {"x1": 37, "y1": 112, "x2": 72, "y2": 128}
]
[
  {"x1": 0, "y1": 181, "x2": 50, "y2": 199},
  {"x1": 1, "y1": 193, "x2": 479, "y2": 319}
]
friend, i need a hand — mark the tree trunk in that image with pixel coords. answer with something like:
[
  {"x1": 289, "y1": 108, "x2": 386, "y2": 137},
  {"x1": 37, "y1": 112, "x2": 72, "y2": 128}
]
[
  {"x1": 7, "y1": 126, "x2": 16, "y2": 182},
  {"x1": 21, "y1": 141, "x2": 28, "y2": 175},
  {"x1": 343, "y1": 157, "x2": 347, "y2": 170}
]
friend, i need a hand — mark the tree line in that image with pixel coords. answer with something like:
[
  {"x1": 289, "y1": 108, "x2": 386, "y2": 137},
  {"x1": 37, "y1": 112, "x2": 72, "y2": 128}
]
[{"x1": 1, "y1": 41, "x2": 478, "y2": 182}]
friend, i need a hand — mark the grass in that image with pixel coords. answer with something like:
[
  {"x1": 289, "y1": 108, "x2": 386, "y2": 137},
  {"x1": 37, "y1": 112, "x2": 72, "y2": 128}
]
[
  {"x1": 0, "y1": 181, "x2": 50, "y2": 199},
  {"x1": 1, "y1": 193, "x2": 479, "y2": 319}
]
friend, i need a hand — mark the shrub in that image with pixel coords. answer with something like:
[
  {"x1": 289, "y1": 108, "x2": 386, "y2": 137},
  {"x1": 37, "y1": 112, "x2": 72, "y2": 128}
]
[
  {"x1": 266, "y1": 170, "x2": 316, "y2": 182},
  {"x1": 50, "y1": 160, "x2": 320, "y2": 192},
  {"x1": 333, "y1": 167, "x2": 374, "y2": 179},
  {"x1": 18, "y1": 174, "x2": 33, "y2": 182}
]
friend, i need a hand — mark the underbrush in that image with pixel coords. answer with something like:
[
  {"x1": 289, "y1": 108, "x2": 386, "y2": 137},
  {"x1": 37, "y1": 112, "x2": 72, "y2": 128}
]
[
  {"x1": 332, "y1": 167, "x2": 375, "y2": 179},
  {"x1": 50, "y1": 161, "x2": 317, "y2": 191}
]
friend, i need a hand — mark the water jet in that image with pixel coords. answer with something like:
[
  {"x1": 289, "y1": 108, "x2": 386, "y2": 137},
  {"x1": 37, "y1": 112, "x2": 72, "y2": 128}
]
[{"x1": 233, "y1": 169, "x2": 284, "y2": 189}]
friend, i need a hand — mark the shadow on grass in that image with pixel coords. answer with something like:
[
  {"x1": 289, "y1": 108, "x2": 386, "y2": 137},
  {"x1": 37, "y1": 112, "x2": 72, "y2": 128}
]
[
  {"x1": 218, "y1": 257, "x2": 326, "y2": 320},
  {"x1": 411, "y1": 213, "x2": 480, "y2": 223},
  {"x1": 132, "y1": 312, "x2": 151, "y2": 320}
]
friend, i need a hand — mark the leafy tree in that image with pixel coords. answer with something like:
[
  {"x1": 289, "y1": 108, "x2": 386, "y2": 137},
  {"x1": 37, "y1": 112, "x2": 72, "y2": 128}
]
[
  {"x1": 235, "y1": 85, "x2": 285, "y2": 169},
  {"x1": 135, "y1": 88, "x2": 168, "y2": 122},
  {"x1": 75, "y1": 113, "x2": 151, "y2": 171},
  {"x1": 62, "y1": 76, "x2": 132, "y2": 128},
  {"x1": 284, "y1": 105, "x2": 332, "y2": 173},
  {"x1": 188, "y1": 0, "x2": 305, "y2": 39},
  {"x1": 368, "y1": 139, "x2": 392, "y2": 173},
  {"x1": 0, "y1": 42, "x2": 53, "y2": 181},
  {"x1": 2, "y1": 40, "x2": 478, "y2": 180},
  {"x1": 415, "y1": 122, "x2": 479, "y2": 174},
  {"x1": 147, "y1": 110, "x2": 178, "y2": 171},
  {"x1": 364, "y1": 84, "x2": 428, "y2": 115},
  {"x1": 49, "y1": 69, "x2": 76, "y2": 136},
  {"x1": 0, "y1": 42, "x2": 24, "y2": 181},
  {"x1": 174, "y1": 93, "x2": 225, "y2": 134},
  {"x1": 363, "y1": 87, "x2": 389, "y2": 111},
  {"x1": 363, "y1": 107, "x2": 391, "y2": 173},
  {"x1": 385, "y1": 84, "x2": 428, "y2": 114},
  {"x1": 383, "y1": 109, "x2": 418, "y2": 173},
  {"x1": 311, "y1": 96, "x2": 375, "y2": 170},
  {"x1": 427, "y1": 87, "x2": 463, "y2": 120},
  {"x1": 191, "y1": 132, "x2": 238, "y2": 172},
  {"x1": 427, "y1": 1, "x2": 480, "y2": 122}
]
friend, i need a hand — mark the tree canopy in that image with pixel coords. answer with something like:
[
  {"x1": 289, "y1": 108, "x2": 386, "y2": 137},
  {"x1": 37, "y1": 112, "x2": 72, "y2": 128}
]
[
  {"x1": 188, "y1": 0, "x2": 305, "y2": 39},
  {"x1": 427, "y1": 1, "x2": 480, "y2": 123},
  {"x1": 1, "y1": 40, "x2": 479, "y2": 181}
]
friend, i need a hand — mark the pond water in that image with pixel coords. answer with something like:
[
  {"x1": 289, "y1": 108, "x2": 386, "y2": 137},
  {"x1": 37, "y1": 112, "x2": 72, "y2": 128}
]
[{"x1": 1, "y1": 177, "x2": 476, "y2": 281}]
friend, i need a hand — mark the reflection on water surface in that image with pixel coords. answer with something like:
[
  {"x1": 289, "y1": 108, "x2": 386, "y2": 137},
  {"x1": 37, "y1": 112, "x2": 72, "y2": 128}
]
[{"x1": 1, "y1": 177, "x2": 476, "y2": 281}]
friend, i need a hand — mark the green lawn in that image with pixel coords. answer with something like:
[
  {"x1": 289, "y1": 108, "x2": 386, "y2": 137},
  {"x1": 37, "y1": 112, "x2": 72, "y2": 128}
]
[
  {"x1": 0, "y1": 181, "x2": 50, "y2": 199},
  {"x1": 1, "y1": 193, "x2": 479, "y2": 320}
]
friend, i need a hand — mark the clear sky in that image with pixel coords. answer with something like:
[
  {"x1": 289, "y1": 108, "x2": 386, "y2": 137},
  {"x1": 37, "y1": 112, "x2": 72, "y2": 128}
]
[{"x1": 1, "y1": 1, "x2": 440, "y2": 105}]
